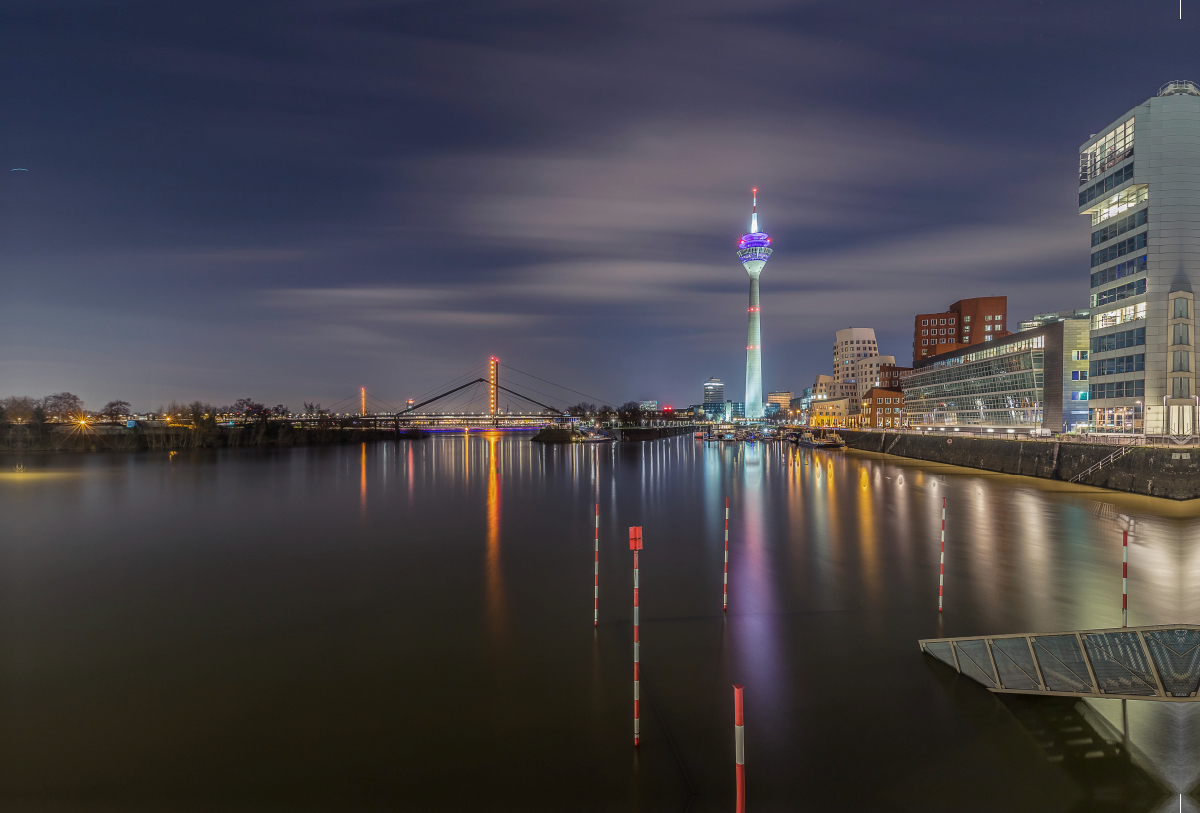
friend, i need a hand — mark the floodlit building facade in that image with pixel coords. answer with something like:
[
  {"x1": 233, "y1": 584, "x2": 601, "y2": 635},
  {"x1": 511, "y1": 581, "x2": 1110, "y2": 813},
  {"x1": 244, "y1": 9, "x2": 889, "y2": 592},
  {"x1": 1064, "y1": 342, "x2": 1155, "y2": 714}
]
[
  {"x1": 811, "y1": 397, "x2": 851, "y2": 428},
  {"x1": 904, "y1": 317, "x2": 1089, "y2": 433},
  {"x1": 1080, "y1": 80, "x2": 1200, "y2": 435}
]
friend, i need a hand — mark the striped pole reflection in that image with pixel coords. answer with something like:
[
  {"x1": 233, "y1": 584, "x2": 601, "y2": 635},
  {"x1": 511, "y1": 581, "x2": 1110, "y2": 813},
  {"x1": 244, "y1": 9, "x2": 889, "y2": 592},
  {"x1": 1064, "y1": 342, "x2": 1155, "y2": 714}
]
[
  {"x1": 733, "y1": 684, "x2": 745, "y2": 813},
  {"x1": 593, "y1": 503, "x2": 600, "y2": 627},
  {"x1": 723, "y1": 498, "x2": 730, "y2": 612},
  {"x1": 938, "y1": 497, "x2": 946, "y2": 612},
  {"x1": 1123, "y1": 530, "x2": 1128, "y2": 627},
  {"x1": 630, "y1": 526, "x2": 643, "y2": 746}
]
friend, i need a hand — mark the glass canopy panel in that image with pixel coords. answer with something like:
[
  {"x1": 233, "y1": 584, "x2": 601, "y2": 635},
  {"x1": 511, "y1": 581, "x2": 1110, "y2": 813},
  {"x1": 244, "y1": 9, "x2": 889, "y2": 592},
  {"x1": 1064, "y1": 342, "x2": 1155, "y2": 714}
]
[
  {"x1": 954, "y1": 639, "x2": 997, "y2": 688},
  {"x1": 1142, "y1": 629, "x2": 1200, "y2": 697},
  {"x1": 1032, "y1": 635, "x2": 1093, "y2": 693},
  {"x1": 923, "y1": 641, "x2": 957, "y2": 671},
  {"x1": 1083, "y1": 632, "x2": 1159, "y2": 696},
  {"x1": 990, "y1": 638, "x2": 1040, "y2": 690}
]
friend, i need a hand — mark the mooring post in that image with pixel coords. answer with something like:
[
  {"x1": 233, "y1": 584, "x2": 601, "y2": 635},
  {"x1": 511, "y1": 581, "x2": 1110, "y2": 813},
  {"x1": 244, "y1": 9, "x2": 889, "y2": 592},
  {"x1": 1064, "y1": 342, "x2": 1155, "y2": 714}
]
[{"x1": 630, "y1": 526, "x2": 643, "y2": 746}]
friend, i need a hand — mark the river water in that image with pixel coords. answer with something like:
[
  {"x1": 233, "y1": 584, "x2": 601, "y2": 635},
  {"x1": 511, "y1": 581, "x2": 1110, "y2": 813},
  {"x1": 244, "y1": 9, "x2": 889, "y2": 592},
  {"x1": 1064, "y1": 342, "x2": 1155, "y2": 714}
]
[{"x1": 4, "y1": 433, "x2": 1200, "y2": 811}]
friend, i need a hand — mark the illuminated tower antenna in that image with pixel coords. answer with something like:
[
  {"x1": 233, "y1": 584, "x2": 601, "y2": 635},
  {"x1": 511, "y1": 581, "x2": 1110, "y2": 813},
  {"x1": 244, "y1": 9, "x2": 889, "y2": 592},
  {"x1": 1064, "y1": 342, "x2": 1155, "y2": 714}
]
[{"x1": 737, "y1": 188, "x2": 772, "y2": 420}]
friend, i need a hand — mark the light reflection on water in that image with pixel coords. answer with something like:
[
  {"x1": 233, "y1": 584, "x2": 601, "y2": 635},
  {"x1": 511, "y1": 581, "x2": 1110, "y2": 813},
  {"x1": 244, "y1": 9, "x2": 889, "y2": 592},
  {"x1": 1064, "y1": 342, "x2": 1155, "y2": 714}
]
[{"x1": 3, "y1": 434, "x2": 1200, "y2": 810}]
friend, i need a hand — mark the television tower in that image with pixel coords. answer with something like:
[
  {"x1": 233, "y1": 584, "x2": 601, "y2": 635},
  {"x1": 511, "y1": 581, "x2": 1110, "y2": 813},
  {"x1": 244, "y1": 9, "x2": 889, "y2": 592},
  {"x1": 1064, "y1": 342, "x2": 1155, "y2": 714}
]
[{"x1": 737, "y1": 189, "x2": 772, "y2": 420}]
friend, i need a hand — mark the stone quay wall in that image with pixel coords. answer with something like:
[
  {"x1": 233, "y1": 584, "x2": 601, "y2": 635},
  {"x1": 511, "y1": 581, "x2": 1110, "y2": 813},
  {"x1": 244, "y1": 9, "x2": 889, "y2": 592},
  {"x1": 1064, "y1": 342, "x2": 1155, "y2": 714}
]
[{"x1": 835, "y1": 430, "x2": 1200, "y2": 500}]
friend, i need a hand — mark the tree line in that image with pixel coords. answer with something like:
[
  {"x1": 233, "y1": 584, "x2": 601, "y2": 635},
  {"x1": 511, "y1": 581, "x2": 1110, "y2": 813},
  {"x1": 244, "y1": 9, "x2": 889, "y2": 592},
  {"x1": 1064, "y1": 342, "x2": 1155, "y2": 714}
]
[{"x1": 0, "y1": 393, "x2": 296, "y2": 426}]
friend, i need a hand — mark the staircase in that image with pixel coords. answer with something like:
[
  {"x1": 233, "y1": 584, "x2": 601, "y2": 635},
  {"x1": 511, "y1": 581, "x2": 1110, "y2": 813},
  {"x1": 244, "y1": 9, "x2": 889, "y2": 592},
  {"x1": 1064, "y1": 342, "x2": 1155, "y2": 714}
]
[{"x1": 1069, "y1": 444, "x2": 1134, "y2": 483}]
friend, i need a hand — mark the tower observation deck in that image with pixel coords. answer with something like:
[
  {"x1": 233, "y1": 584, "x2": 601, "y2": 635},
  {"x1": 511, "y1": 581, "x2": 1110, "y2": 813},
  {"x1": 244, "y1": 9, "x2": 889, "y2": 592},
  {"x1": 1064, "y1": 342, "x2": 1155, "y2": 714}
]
[{"x1": 737, "y1": 189, "x2": 772, "y2": 420}]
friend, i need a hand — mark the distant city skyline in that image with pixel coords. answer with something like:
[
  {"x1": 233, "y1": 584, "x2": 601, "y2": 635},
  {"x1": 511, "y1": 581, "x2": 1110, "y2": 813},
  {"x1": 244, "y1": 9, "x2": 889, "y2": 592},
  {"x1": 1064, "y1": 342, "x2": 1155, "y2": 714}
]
[{"x1": 3, "y1": 3, "x2": 1196, "y2": 411}]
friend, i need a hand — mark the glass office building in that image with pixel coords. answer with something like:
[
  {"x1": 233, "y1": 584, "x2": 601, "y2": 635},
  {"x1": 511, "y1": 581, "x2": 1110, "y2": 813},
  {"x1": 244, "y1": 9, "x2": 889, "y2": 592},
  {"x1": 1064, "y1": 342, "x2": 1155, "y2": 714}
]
[{"x1": 905, "y1": 318, "x2": 1089, "y2": 432}]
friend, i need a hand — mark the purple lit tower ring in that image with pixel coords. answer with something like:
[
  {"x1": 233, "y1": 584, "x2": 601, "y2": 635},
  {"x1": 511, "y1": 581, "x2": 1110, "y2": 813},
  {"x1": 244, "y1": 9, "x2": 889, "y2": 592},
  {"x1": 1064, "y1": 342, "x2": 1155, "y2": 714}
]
[{"x1": 737, "y1": 189, "x2": 772, "y2": 420}]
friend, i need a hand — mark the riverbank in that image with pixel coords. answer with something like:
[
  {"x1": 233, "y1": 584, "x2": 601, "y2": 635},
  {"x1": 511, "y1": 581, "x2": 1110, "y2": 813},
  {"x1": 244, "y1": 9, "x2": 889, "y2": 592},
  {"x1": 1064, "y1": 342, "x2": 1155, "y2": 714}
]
[
  {"x1": 0, "y1": 423, "x2": 419, "y2": 452},
  {"x1": 837, "y1": 430, "x2": 1200, "y2": 500}
]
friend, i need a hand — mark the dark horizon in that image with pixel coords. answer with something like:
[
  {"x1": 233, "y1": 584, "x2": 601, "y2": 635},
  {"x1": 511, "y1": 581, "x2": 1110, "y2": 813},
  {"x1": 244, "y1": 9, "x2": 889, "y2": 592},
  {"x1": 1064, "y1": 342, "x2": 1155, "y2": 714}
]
[{"x1": 2, "y1": 1, "x2": 1195, "y2": 412}]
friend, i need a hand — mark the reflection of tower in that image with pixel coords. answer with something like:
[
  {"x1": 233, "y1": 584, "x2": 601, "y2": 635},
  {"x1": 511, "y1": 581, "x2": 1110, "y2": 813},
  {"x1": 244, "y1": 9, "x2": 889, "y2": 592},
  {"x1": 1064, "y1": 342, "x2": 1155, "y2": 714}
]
[{"x1": 737, "y1": 189, "x2": 773, "y2": 419}]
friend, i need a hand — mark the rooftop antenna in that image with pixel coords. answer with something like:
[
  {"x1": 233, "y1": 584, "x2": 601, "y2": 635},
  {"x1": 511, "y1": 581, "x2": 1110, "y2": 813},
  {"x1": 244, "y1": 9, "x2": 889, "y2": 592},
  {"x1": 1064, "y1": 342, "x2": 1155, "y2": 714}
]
[{"x1": 750, "y1": 188, "x2": 759, "y2": 233}]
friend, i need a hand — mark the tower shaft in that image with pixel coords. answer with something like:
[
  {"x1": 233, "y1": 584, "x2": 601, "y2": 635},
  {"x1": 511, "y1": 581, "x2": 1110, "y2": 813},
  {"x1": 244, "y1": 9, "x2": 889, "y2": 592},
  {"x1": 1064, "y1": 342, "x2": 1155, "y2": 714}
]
[{"x1": 745, "y1": 278, "x2": 762, "y2": 419}]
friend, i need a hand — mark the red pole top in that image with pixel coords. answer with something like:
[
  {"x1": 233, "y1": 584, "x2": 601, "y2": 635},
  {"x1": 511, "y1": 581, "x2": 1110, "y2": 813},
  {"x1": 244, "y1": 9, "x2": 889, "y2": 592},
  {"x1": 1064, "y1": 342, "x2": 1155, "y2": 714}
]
[
  {"x1": 733, "y1": 684, "x2": 744, "y2": 724},
  {"x1": 629, "y1": 526, "x2": 643, "y2": 550}
]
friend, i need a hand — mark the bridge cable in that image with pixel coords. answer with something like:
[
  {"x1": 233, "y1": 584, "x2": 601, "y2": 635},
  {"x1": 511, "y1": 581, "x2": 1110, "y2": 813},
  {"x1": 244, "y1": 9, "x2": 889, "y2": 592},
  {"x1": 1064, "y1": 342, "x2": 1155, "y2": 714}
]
[
  {"x1": 405, "y1": 364, "x2": 488, "y2": 405},
  {"x1": 498, "y1": 364, "x2": 617, "y2": 407}
]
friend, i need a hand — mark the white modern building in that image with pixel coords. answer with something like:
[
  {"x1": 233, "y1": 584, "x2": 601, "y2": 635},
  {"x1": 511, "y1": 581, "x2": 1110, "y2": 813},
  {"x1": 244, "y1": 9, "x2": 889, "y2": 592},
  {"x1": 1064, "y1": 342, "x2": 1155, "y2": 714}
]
[
  {"x1": 832, "y1": 328, "x2": 880, "y2": 400},
  {"x1": 1081, "y1": 80, "x2": 1200, "y2": 435},
  {"x1": 736, "y1": 190, "x2": 772, "y2": 419}
]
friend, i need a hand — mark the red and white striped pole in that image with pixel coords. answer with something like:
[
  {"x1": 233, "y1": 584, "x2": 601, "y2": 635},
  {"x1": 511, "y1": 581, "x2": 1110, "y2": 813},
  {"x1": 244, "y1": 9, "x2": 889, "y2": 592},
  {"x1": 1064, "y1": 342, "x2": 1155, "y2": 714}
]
[
  {"x1": 1122, "y1": 530, "x2": 1128, "y2": 627},
  {"x1": 630, "y1": 526, "x2": 643, "y2": 747},
  {"x1": 723, "y1": 498, "x2": 730, "y2": 612},
  {"x1": 733, "y1": 684, "x2": 745, "y2": 813},
  {"x1": 938, "y1": 496, "x2": 946, "y2": 612},
  {"x1": 593, "y1": 503, "x2": 600, "y2": 627}
]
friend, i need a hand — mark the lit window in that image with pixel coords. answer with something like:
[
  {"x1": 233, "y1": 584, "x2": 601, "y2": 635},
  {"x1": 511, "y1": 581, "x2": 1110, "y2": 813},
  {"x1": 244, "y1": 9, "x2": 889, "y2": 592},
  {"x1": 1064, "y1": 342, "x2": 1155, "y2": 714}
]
[
  {"x1": 985, "y1": 315, "x2": 992, "y2": 321},
  {"x1": 985, "y1": 325, "x2": 992, "y2": 332}
]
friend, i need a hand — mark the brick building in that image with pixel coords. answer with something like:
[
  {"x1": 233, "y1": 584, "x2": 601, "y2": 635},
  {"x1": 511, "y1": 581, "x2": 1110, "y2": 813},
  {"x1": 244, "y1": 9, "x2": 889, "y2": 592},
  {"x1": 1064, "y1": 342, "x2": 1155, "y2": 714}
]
[
  {"x1": 860, "y1": 388, "x2": 905, "y2": 428},
  {"x1": 913, "y1": 296, "x2": 1010, "y2": 363}
]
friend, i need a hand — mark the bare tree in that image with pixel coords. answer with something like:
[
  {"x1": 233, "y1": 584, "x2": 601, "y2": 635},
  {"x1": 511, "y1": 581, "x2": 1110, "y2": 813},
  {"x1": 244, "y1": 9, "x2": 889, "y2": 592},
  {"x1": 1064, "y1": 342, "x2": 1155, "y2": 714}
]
[
  {"x1": 1, "y1": 396, "x2": 37, "y2": 422},
  {"x1": 617, "y1": 401, "x2": 643, "y2": 425},
  {"x1": 100, "y1": 400, "x2": 132, "y2": 420},
  {"x1": 42, "y1": 392, "x2": 85, "y2": 420}
]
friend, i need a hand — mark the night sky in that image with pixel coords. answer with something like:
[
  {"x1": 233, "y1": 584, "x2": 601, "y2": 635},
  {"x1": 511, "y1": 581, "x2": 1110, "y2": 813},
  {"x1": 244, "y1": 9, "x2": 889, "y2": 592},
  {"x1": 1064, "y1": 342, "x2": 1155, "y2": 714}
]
[{"x1": 1, "y1": 1, "x2": 1195, "y2": 412}]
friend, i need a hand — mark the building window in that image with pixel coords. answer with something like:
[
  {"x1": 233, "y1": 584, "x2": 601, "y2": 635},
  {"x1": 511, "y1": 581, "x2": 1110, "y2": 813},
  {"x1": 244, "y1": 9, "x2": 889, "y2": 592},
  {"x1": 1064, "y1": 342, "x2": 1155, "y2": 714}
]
[
  {"x1": 1092, "y1": 278, "x2": 1146, "y2": 308},
  {"x1": 1092, "y1": 232, "x2": 1148, "y2": 268},
  {"x1": 1173, "y1": 350, "x2": 1191, "y2": 373},
  {"x1": 1173, "y1": 324, "x2": 1191, "y2": 346},
  {"x1": 1089, "y1": 379, "x2": 1146, "y2": 400},
  {"x1": 1091, "y1": 255, "x2": 1147, "y2": 288},
  {"x1": 1090, "y1": 327, "x2": 1145, "y2": 353},
  {"x1": 985, "y1": 315, "x2": 992, "y2": 321},
  {"x1": 922, "y1": 320, "x2": 928, "y2": 326},
  {"x1": 1080, "y1": 117, "x2": 1135, "y2": 184},
  {"x1": 1175, "y1": 298, "x2": 1191, "y2": 319},
  {"x1": 949, "y1": 318, "x2": 955, "y2": 324},
  {"x1": 985, "y1": 325, "x2": 992, "y2": 332},
  {"x1": 1091, "y1": 207, "x2": 1148, "y2": 247},
  {"x1": 1079, "y1": 163, "x2": 1135, "y2": 207},
  {"x1": 1073, "y1": 351, "x2": 1089, "y2": 360},
  {"x1": 1092, "y1": 302, "x2": 1147, "y2": 330},
  {"x1": 1092, "y1": 185, "x2": 1149, "y2": 227},
  {"x1": 1173, "y1": 377, "x2": 1192, "y2": 399},
  {"x1": 964, "y1": 316, "x2": 971, "y2": 322},
  {"x1": 1089, "y1": 355, "x2": 1143, "y2": 377}
]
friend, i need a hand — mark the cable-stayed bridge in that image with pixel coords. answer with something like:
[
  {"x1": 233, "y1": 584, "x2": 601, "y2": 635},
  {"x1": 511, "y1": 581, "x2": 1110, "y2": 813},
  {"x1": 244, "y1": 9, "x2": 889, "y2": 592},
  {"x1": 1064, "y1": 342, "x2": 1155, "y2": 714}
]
[{"x1": 289, "y1": 357, "x2": 609, "y2": 430}]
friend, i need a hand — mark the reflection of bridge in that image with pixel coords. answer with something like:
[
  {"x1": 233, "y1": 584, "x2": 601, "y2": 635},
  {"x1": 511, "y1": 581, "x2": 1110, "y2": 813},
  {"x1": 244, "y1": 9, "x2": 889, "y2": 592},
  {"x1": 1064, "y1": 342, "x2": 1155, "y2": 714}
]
[{"x1": 921, "y1": 625, "x2": 1200, "y2": 701}]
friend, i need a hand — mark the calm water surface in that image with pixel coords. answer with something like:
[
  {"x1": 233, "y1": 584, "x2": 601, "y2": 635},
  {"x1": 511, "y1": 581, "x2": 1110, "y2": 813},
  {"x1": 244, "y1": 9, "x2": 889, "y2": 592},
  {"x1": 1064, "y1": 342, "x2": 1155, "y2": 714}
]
[{"x1": 5, "y1": 433, "x2": 1200, "y2": 812}]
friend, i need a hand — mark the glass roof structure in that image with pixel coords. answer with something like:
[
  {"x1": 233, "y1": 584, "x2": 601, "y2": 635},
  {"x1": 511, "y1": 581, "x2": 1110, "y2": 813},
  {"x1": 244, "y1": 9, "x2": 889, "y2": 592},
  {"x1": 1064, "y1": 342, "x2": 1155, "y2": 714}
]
[{"x1": 920, "y1": 625, "x2": 1200, "y2": 700}]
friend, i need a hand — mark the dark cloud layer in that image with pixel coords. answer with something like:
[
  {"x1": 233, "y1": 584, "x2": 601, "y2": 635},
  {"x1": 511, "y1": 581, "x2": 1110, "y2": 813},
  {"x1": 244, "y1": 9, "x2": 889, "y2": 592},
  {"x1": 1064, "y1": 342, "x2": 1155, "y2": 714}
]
[{"x1": 1, "y1": 1, "x2": 1195, "y2": 410}]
